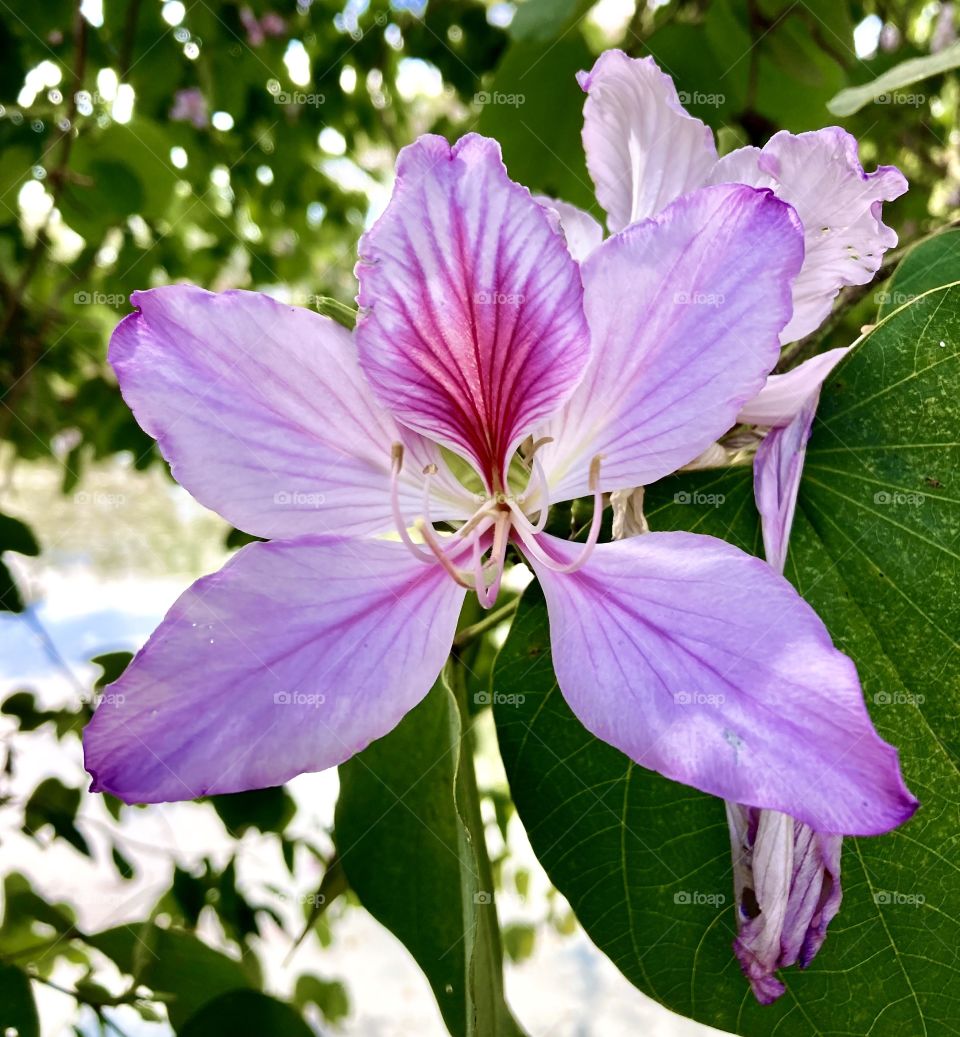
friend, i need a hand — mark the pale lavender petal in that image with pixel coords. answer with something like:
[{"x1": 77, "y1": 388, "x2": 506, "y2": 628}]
[
  {"x1": 539, "y1": 185, "x2": 804, "y2": 502},
  {"x1": 356, "y1": 134, "x2": 590, "y2": 487},
  {"x1": 738, "y1": 347, "x2": 850, "y2": 427},
  {"x1": 83, "y1": 537, "x2": 466, "y2": 803},
  {"x1": 528, "y1": 532, "x2": 918, "y2": 835},
  {"x1": 578, "y1": 49, "x2": 717, "y2": 232},
  {"x1": 534, "y1": 195, "x2": 604, "y2": 261},
  {"x1": 754, "y1": 396, "x2": 819, "y2": 573},
  {"x1": 727, "y1": 803, "x2": 842, "y2": 1004},
  {"x1": 110, "y1": 286, "x2": 474, "y2": 539},
  {"x1": 710, "y1": 129, "x2": 907, "y2": 342}
]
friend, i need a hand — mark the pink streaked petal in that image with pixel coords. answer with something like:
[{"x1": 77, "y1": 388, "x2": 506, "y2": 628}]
[
  {"x1": 110, "y1": 286, "x2": 475, "y2": 539},
  {"x1": 711, "y1": 129, "x2": 907, "y2": 342},
  {"x1": 738, "y1": 347, "x2": 850, "y2": 427},
  {"x1": 83, "y1": 537, "x2": 466, "y2": 803},
  {"x1": 534, "y1": 195, "x2": 604, "y2": 261},
  {"x1": 578, "y1": 50, "x2": 717, "y2": 232},
  {"x1": 539, "y1": 185, "x2": 804, "y2": 502},
  {"x1": 355, "y1": 134, "x2": 590, "y2": 487},
  {"x1": 528, "y1": 532, "x2": 918, "y2": 835}
]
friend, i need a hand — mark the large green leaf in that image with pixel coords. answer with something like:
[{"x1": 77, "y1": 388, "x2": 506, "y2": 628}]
[
  {"x1": 493, "y1": 285, "x2": 960, "y2": 1034},
  {"x1": 336, "y1": 676, "x2": 520, "y2": 1037},
  {"x1": 877, "y1": 230, "x2": 960, "y2": 319}
]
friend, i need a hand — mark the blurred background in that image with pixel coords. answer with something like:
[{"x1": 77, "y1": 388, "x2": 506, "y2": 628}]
[{"x1": 0, "y1": 1, "x2": 956, "y2": 1034}]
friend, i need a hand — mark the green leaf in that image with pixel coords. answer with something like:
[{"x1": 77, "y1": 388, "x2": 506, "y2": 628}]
[
  {"x1": 293, "y1": 974, "x2": 350, "y2": 1024},
  {"x1": 23, "y1": 778, "x2": 90, "y2": 857},
  {"x1": 509, "y1": 0, "x2": 590, "y2": 43},
  {"x1": 477, "y1": 34, "x2": 597, "y2": 211},
  {"x1": 494, "y1": 285, "x2": 960, "y2": 1033},
  {"x1": 209, "y1": 785, "x2": 295, "y2": 836},
  {"x1": 827, "y1": 41, "x2": 960, "y2": 115},
  {"x1": 0, "y1": 513, "x2": 40, "y2": 614},
  {"x1": 335, "y1": 676, "x2": 519, "y2": 1037},
  {"x1": 877, "y1": 230, "x2": 960, "y2": 319},
  {"x1": 86, "y1": 925, "x2": 253, "y2": 1030},
  {"x1": 178, "y1": 991, "x2": 312, "y2": 1037},
  {"x1": 0, "y1": 962, "x2": 39, "y2": 1037}
]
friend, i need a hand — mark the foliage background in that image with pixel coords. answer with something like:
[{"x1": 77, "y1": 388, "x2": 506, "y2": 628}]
[{"x1": 0, "y1": 0, "x2": 958, "y2": 1035}]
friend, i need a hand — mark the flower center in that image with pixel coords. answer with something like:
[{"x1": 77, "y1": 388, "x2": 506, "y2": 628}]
[{"x1": 390, "y1": 443, "x2": 604, "y2": 609}]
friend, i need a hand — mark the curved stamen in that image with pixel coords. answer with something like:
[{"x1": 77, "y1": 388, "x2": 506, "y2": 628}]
[
  {"x1": 417, "y1": 518, "x2": 476, "y2": 589},
  {"x1": 391, "y1": 443, "x2": 436, "y2": 563},
  {"x1": 474, "y1": 511, "x2": 510, "y2": 609},
  {"x1": 510, "y1": 455, "x2": 604, "y2": 575},
  {"x1": 519, "y1": 453, "x2": 550, "y2": 533}
]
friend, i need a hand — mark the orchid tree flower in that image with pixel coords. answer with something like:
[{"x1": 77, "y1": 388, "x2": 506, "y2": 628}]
[
  {"x1": 565, "y1": 49, "x2": 907, "y2": 345},
  {"x1": 722, "y1": 345, "x2": 851, "y2": 1003},
  {"x1": 565, "y1": 50, "x2": 910, "y2": 1001},
  {"x1": 84, "y1": 136, "x2": 916, "y2": 863}
]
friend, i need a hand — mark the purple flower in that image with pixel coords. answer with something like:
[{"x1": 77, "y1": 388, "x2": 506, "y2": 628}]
[
  {"x1": 569, "y1": 49, "x2": 906, "y2": 344},
  {"x1": 560, "y1": 50, "x2": 913, "y2": 1001},
  {"x1": 169, "y1": 87, "x2": 209, "y2": 129},
  {"x1": 83, "y1": 135, "x2": 916, "y2": 854}
]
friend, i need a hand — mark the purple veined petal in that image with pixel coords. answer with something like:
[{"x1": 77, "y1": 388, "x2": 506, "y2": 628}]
[
  {"x1": 538, "y1": 184, "x2": 804, "y2": 503},
  {"x1": 355, "y1": 133, "x2": 590, "y2": 490},
  {"x1": 526, "y1": 531, "x2": 918, "y2": 835},
  {"x1": 83, "y1": 536, "x2": 467, "y2": 803},
  {"x1": 711, "y1": 129, "x2": 907, "y2": 343},
  {"x1": 738, "y1": 347, "x2": 850, "y2": 427},
  {"x1": 727, "y1": 803, "x2": 842, "y2": 1004},
  {"x1": 578, "y1": 50, "x2": 717, "y2": 232},
  {"x1": 110, "y1": 286, "x2": 477, "y2": 539},
  {"x1": 534, "y1": 195, "x2": 604, "y2": 261}
]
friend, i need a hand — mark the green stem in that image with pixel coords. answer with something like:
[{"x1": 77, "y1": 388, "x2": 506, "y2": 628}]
[
  {"x1": 453, "y1": 599, "x2": 519, "y2": 647},
  {"x1": 447, "y1": 655, "x2": 525, "y2": 1037}
]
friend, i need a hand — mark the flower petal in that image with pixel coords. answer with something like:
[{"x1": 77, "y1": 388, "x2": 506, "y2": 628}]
[
  {"x1": 578, "y1": 49, "x2": 717, "y2": 232},
  {"x1": 753, "y1": 392, "x2": 821, "y2": 573},
  {"x1": 110, "y1": 286, "x2": 474, "y2": 538},
  {"x1": 727, "y1": 804, "x2": 842, "y2": 1004},
  {"x1": 711, "y1": 129, "x2": 907, "y2": 342},
  {"x1": 355, "y1": 134, "x2": 590, "y2": 487},
  {"x1": 738, "y1": 347, "x2": 850, "y2": 427},
  {"x1": 539, "y1": 184, "x2": 804, "y2": 502},
  {"x1": 527, "y1": 531, "x2": 918, "y2": 835},
  {"x1": 534, "y1": 195, "x2": 604, "y2": 261},
  {"x1": 83, "y1": 537, "x2": 466, "y2": 803}
]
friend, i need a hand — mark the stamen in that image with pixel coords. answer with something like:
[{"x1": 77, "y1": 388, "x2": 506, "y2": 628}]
[
  {"x1": 417, "y1": 518, "x2": 478, "y2": 589},
  {"x1": 473, "y1": 512, "x2": 510, "y2": 609},
  {"x1": 510, "y1": 455, "x2": 604, "y2": 575},
  {"x1": 391, "y1": 443, "x2": 435, "y2": 563}
]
